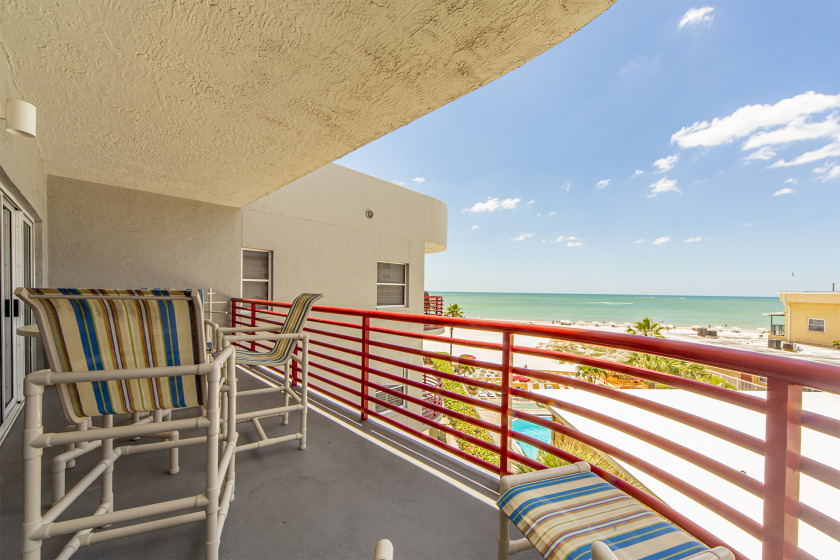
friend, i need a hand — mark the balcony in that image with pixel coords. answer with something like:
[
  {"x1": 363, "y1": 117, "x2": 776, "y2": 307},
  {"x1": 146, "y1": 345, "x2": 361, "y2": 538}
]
[
  {"x1": 423, "y1": 294, "x2": 445, "y2": 333},
  {"x1": 2, "y1": 298, "x2": 838, "y2": 559}
]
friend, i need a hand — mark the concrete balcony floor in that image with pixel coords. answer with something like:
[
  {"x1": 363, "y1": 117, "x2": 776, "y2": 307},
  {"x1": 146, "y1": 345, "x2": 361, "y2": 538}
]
[{"x1": 1, "y1": 372, "x2": 541, "y2": 559}]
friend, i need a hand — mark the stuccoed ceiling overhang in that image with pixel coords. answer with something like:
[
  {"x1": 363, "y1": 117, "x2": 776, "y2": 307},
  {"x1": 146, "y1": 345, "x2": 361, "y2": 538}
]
[{"x1": 1, "y1": 1, "x2": 615, "y2": 207}]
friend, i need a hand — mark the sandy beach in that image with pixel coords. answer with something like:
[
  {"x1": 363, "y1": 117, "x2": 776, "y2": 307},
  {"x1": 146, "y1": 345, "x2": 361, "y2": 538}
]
[{"x1": 423, "y1": 319, "x2": 840, "y2": 375}]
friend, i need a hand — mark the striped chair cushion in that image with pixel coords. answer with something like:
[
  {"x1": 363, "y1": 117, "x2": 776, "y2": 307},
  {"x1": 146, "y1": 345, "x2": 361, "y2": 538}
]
[
  {"x1": 28, "y1": 288, "x2": 203, "y2": 417},
  {"x1": 498, "y1": 472, "x2": 710, "y2": 560},
  {"x1": 236, "y1": 293, "x2": 322, "y2": 365}
]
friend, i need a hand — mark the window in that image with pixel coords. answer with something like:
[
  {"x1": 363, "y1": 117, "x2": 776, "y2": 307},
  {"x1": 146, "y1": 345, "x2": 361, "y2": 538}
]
[
  {"x1": 374, "y1": 369, "x2": 408, "y2": 414},
  {"x1": 376, "y1": 262, "x2": 407, "y2": 308},
  {"x1": 807, "y1": 318, "x2": 825, "y2": 333},
  {"x1": 242, "y1": 249, "x2": 271, "y2": 301}
]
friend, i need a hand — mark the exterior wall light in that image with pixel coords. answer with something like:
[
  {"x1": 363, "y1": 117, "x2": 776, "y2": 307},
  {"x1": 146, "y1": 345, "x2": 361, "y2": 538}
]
[
  {"x1": 0, "y1": 98, "x2": 37, "y2": 138},
  {"x1": 365, "y1": 209, "x2": 374, "y2": 219}
]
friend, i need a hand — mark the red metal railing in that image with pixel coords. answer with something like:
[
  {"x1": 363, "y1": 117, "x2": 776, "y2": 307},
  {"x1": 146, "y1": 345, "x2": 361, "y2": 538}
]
[
  {"x1": 230, "y1": 298, "x2": 840, "y2": 560},
  {"x1": 423, "y1": 294, "x2": 444, "y2": 331}
]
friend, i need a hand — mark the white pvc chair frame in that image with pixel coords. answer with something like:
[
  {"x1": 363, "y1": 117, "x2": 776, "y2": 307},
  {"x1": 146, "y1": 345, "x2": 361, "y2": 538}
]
[
  {"x1": 20, "y1": 304, "x2": 238, "y2": 560},
  {"x1": 215, "y1": 326, "x2": 310, "y2": 453}
]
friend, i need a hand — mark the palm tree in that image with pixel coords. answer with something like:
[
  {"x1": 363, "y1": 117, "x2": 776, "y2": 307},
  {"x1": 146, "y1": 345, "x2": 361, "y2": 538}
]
[
  {"x1": 444, "y1": 303, "x2": 464, "y2": 356},
  {"x1": 625, "y1": 316, "x2": 665, "y2": 337}
]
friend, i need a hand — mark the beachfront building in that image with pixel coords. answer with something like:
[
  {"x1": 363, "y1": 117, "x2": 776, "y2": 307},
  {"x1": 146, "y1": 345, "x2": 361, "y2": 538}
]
[
  {"x1": 774, "y1": 292, "x2": 840, "y2": 348},
  {"x1": 1, "y1": 2, "x2": 837, "y2": 560}
]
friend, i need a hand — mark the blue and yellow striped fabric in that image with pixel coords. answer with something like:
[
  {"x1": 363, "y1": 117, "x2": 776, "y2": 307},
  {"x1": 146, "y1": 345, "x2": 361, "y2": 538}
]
[
  {"x1": 236, "y1": 293, "x2": 322, "y2": 365},
  {"x1": 26, "y1": 288, "x2": 203, "y2": 418},
  {"x1": 498, "y1": 472, "x2": 710, "y2": 560}
]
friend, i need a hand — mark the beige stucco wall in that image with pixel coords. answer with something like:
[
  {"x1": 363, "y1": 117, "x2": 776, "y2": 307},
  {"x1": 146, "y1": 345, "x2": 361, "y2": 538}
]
[
  {"x1": 781, "y1": 293, "x2": 840, "y2": 347},
  {"x1": 0, "y1": 52, "x2": 48, "y2": 285},
  {"x1": 243, "y1": 163, "x2": 446, "y2": 312},
  {"x1": 47, "y1": 175, "x2": 243, "y2": 300}
]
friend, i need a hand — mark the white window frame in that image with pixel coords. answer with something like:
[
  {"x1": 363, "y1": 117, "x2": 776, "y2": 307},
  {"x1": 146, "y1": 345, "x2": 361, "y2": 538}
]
[
  {"x1": 807, "y1": 318, "x2": 825, "y2": 333},
  {"x1": 376, "y1": 261, "x2": 408, "y2": 308},
  {"x1": 241, "y1": 248, "x2": 272, "y2": 301}
]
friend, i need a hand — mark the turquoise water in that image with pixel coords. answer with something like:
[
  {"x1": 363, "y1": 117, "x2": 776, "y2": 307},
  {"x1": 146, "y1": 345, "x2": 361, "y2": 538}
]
[
  {"x1": 430, "y1": 292, "x2": 783, "y2": 330},
  {"x1": 511, "y1": 418, "x2": 551, "y2": 460}
]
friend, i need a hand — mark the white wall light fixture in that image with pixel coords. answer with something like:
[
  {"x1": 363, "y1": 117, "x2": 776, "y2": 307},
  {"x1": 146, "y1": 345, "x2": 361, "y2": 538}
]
[{"x1": 0, "y1": 98, "x2": 37, "y2": 138}]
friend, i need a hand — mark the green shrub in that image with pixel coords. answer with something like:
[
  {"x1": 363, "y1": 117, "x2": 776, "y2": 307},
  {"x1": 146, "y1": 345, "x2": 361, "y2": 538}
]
[{"x1": 431, "y1": 357, "x2": 499, "y2": 467}]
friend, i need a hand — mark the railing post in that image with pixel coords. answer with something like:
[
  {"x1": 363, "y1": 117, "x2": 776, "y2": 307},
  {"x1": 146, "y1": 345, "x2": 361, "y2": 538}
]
[
  {"x1": 291, "y1": 346, "x2": 300, "y2": 387},
  {"x1": 360, "y1": 317, "x2": 370, "y2": 422},
  {"x1": 763, "y1": 377, "x2": 802, "y2": 560},
  {"x1": 250, "y1": 303, "x2": 256, "y2": 351},
  {"x1": 500, "y1": 331, "x2": 513, "y2": 476}
]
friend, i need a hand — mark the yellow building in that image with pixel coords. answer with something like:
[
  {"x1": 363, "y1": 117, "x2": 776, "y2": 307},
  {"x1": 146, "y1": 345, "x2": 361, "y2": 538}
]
[{"x1": 774, "y1": 292, "x2": 840, "y2": 348}]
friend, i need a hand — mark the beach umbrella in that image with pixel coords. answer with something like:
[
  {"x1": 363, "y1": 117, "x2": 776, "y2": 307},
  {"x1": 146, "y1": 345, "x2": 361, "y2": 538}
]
[
  {"x1": 691, "y1": 325, "x2": 701, "y2": 331},
  {"x1": 512, "y1": 374, "x2": 530, "y2": 382},
  {"x1": 731, "y1": 326, "x2": 741, "y2": 333}
]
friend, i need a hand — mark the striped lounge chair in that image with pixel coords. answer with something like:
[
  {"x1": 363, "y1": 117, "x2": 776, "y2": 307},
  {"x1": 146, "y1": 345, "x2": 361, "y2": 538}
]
[
  {"x1": 498, "y1": 462, "x2": 735, "y2": 560},
  {"x1": 215, "y1": 293, "x2": 322, "y2": 452},
  {"x1": 16, "y1": 288, "x2": 237, "y2": 560}
]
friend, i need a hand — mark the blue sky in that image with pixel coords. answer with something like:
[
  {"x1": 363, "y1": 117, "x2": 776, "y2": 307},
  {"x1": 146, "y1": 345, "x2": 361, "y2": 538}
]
[{"x1": 336, "y1": 1, "x2": 840, "y2": 297}]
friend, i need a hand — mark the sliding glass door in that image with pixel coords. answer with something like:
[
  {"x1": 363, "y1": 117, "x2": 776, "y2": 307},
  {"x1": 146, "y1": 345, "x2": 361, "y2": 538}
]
[{"x1": 0, "y1": 194, "x2": 34, "y2": 430}]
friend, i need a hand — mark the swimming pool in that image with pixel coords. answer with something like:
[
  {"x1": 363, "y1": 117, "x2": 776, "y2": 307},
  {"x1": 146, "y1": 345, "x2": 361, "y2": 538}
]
[{"x1": 510, "y1": 418, "x2": 551, "y2": 460}]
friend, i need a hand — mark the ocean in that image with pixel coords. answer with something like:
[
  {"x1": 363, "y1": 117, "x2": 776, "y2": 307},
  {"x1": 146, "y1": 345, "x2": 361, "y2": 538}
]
[{"x1": 429, "y1": 292, "x2": 783, "y2": 330}]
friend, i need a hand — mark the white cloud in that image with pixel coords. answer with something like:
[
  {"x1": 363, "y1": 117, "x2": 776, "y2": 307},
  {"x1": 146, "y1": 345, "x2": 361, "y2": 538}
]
[
  {"x1": 632, "y1": 170, "x2": 644, "y2": 178},
  {"x1": 393, "y1": 180, "x2": 406, "y2": 186},
  {"x1": 412, "y1": 177, "x2": 425, "y2": 183},
  {"x1": 652, "y1": 236, "x2": 671, "y2": 246},
  {"x1": 744, "y1": 114, "x2": 840, "y2": 149},
  {"x1": 547, "y1": 211, "x2": 556, "y2": 217},
  {"x1": 633, "y1": 238, "x2": 645, "y2": 244},
  {"x1": 471, "y1": 225, "x2": 479, "y2": 230},
  {"x1": 654, "y1": 154, "x2": 679, "y2": 172},
  {"x1": 743, "y1": 222, "x2": 754, "y2": 227},
  {"x1": 536, "y1": 212, "x2": 541, "y2": 218},
  {"x1": 745, "y1": 146, "x2": 776, "y2": 161},
  {"x1": 814, "y1": 161, "x2": 840, "y2": 181},
  {"x1": 684, "y1": 236, "x2": 703, "y2": 243},
  {"x1": 770, "y1": 139, "x2": 840, "y2": 167},
  {"x1": 595, "y1": 179, "x2": 611, "y2": 189},
  {"x1": 464, "y1": 197, "x2": 522, "y2": 213},
  {"x1": 527, "y1": 200, "x2": 536, "y2": 207},
  {"x1": 512, "y1": 232, "x2": 535, "y2": 241},
  {"x1": 560, "y1": 180, "x2": 572, "y2": 192},
  {"x1": 553, "y1": 236, "x2": 565, "y2": 243},
  {"x1": 566, "y1": 241, "x2": 584, "y2": 248},
  {"x1": 671, "y1": 92, "x2": 840, "y2": 148},
  {"x1": 679, "y1": 6, "x2": 714, "y2": 28},
  {"x1": 772, "y1": 187, "x2": 796, "y2": 197},
  {"x1": 785, "y1": 178, "x2": 798, "y2": 184},
  {"x1": 648, "y1": 177, "x2": 681, "y2": 197}
]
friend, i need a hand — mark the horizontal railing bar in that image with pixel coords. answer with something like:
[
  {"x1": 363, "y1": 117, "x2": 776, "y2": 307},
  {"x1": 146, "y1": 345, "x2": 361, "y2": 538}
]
[
  {"x1": 798, "y1": 455, "x2": 840, "y2": 490},
  {"x1": 367, "y1": 380, "x2": 501, "y2": 435},
  {"x1": 306, "y1": 327, "x2": 363, "y2": 345},
  {"x1": 308, "y1": 382, "x2": 360, "y2": 410},
  {"x1": 795, "y1": 499, "x2": 840, "y2": 542},
  {"x1": 308, "y1": 360, "x2": 361, "y2": 385},
  {"x1": 511, "y1": 406, "x2": 764, "y2": 498},
  {"x1": 368, "y1": 352, "x2": 504, "y2": 393},
  {"x1": 308, "y1": 368, "x2": 362, "y2": 394},
  {"x1": 507, "y1": 382, "x2": 765, "y2": 456},
  {"x1": 512, "y1": 346, "x2": 767, "y2": 412},
  {"x1": 365, "y1": 408, "x2": 500, "y2": 474},
  {"x1": 309, "y1": 338, "x2": 363, "y2": 358},
  {"x1": 235, "y1": 298, "x2": 840, "y2": 393},
  {"x1": 800, "y1": 409, "x2": 840, "y2": 437},
  {"x1": 366, "y1": 394, "x2": 502, "y2": 456}
]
